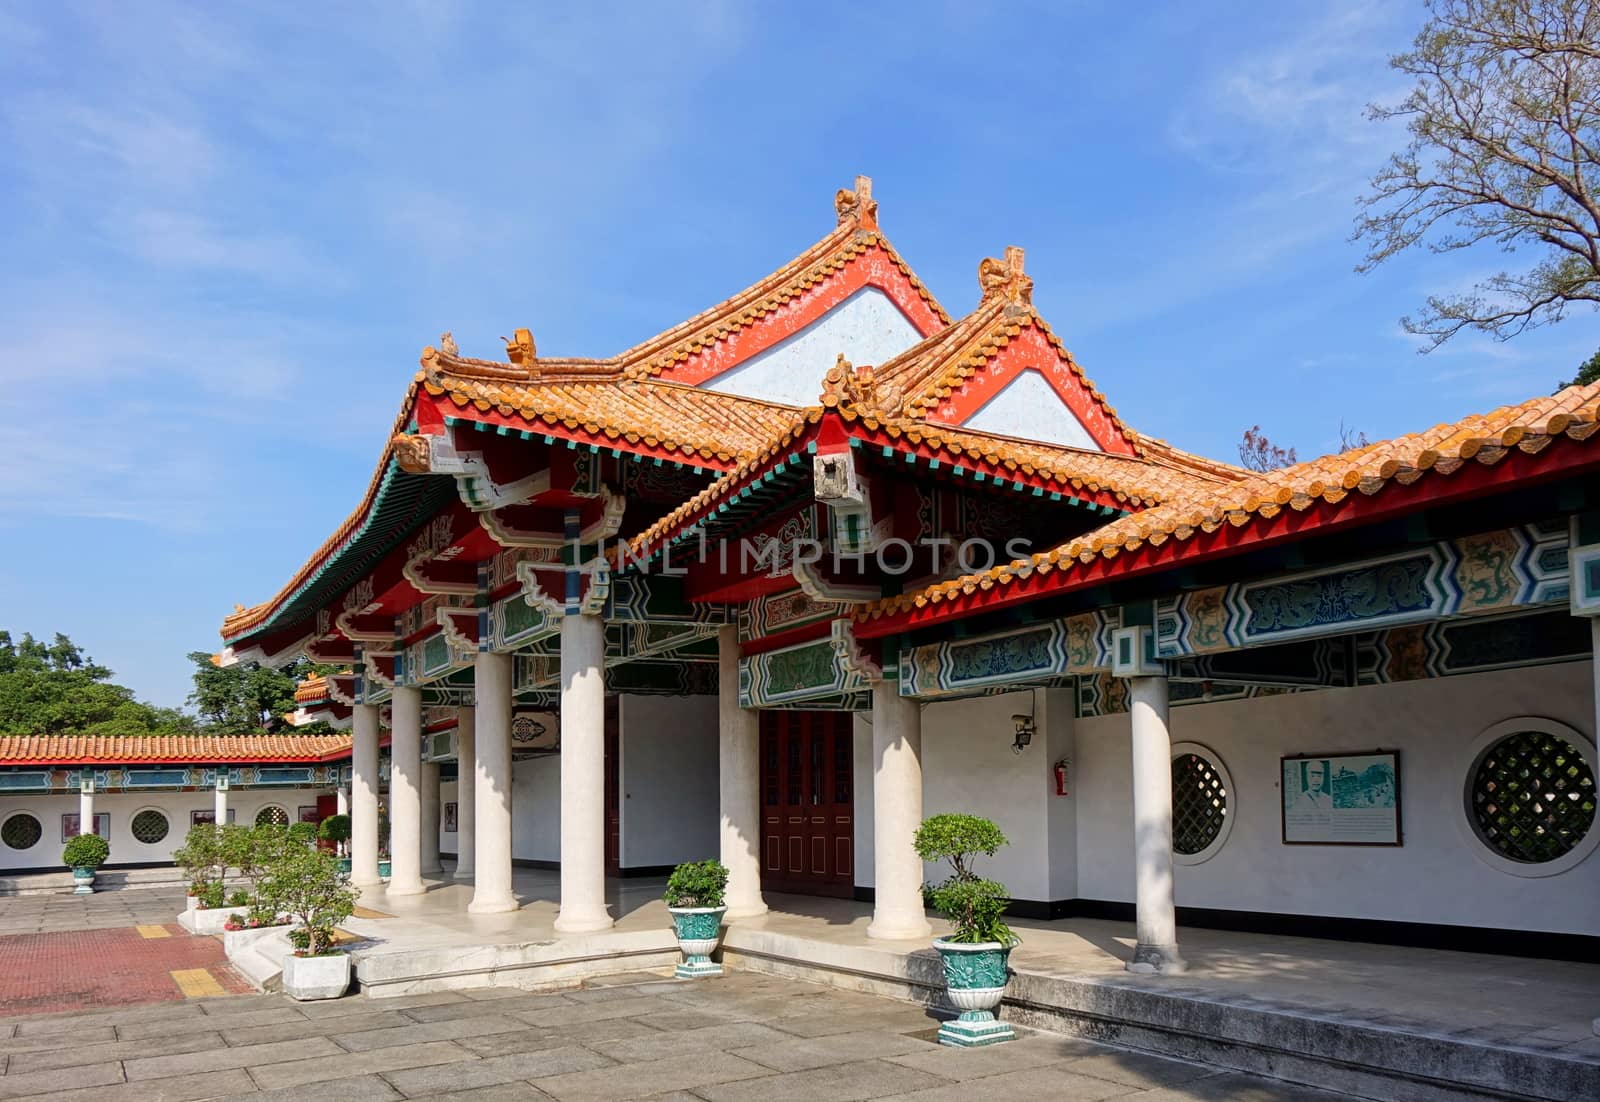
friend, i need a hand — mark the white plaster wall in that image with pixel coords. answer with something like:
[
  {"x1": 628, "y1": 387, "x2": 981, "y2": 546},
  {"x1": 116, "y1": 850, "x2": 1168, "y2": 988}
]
[
  {"x1": 703, "y1": 288, "x2": 922, "y2": 406},
  {"x1": 1042, "y1": 688, "x2": 1079, "y2": 901},
  {"x1": 511, "y1": 755, "x2": 561, "y2": 864},
  {"x1": 853, "y1": 713, "x2": 874, "y2": 890},
  {"x1": 919, "y1": 692, "x2": 1056, "y2": 902},
  {"x1": 1075, "y1": 663, "x2": 1600, "y2": 935},
  {"x1": 618, "y1": 694, "x2": 719, "y2": 868},
  {"x1": 960, "y1": 369, "x2": 1100, "y2": 452},
  {"x1": 0, "y1": 788, "x2": 338, "y2": 870}
]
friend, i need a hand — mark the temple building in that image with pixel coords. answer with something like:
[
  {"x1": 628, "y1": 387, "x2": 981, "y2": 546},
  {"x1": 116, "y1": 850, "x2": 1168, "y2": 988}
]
[{"x1": 208, "y1": 176, "x2": 1598, "y2": 969}]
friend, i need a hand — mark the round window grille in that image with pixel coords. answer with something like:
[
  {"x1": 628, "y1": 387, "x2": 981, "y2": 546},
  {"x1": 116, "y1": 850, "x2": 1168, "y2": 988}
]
[
  {"x1": 130, "y1": 809, "x2": 169, "y2": 844},
  {"x1": 1172, "y1": 752, "x2": 1228, "y2": 857},
  {"x1": 1470, "y1": 729, "x2": 1596, "y2": 864},
  {"x1": 1, "y1": 813, "x2": 41, "y2": 851},
  {"x1": 255, "y1": 805, "x2": 289, "y2": 828}
]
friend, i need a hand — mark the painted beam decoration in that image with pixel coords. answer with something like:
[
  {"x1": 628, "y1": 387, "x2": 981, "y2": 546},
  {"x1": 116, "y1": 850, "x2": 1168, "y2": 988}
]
[
  {"x1": 0, "y1": 764, "x2": 349, "y2": 794},
  {"x1": 740, "y1": 632, "x2": 872, "y2": 708},
  {"x1": 1155, "y1": 524, "x2": 1570, "y2": 659},
  {"x1": 898, "y1": 610, "x2": 1119, "y2": 699}
]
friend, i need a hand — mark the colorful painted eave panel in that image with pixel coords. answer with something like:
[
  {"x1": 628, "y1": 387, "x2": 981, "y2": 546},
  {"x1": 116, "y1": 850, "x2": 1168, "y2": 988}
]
[
  {"x1": 0, "y1": 763, "x2": 352, "y2": 794},
  {"x1": 1154, "y1": 523, "x2": 1571, "y2": 658}
]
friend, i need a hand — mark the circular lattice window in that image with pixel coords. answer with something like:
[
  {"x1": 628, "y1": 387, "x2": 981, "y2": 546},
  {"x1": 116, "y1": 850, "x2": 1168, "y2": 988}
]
[
  {"x1": 130, "y1": 809, "x2": 169, "y2": 844},
  {"x1": 1171, "y1": 743, "x2": 1233, "y2": 865},
  {"x1": 255, "y1": 805, "x2": 289, "y2": 827},
  {"x1": 1468, "y1": 724, "x2": 1596, "y2": 870},
  {"x1": 1, "y1": 813, "x2": 41, "y2": 851}
]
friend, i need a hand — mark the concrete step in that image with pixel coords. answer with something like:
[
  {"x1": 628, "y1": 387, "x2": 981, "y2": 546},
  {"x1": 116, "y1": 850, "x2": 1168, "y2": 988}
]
[
  {"x1": 222, "y1": 926, "x2": 291, "y2": 992},
  {"x1": 348, "y1": 925, "x2": 680, "y2": 998},
  {"x1": 721, "y1": 925, "x2": 1598, "y2": 1102},
  {"x1": 0, "y1": 867, "x2": 187, "y2": 896}
]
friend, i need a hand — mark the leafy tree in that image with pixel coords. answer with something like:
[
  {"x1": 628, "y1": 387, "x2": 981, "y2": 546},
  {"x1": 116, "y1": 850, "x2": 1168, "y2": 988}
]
[
  {"x1": 0, "y1": 632, "x2": 194, "y2": 735},
  {"x1": 186, "y1": 652, "x2": 330, "y2": 733},
  {"x1": 1356, "y1": 0, "x2": 1600, "y2": 347},
  {"x1": 1560, "y1": 347, "x2": 1600, "y2": 387},
  {"x1": 1238, "y1": 426, "x2": 1298, "y2": 473}
]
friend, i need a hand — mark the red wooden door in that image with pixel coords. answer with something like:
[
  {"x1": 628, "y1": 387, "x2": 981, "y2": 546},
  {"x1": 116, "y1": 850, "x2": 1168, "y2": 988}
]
[
  {"x1": 760, "y1": 710, "x2": 854, "y2": 897},
  {"x1": 314, "y1": 794, "x2": 338, "y2": 850}
]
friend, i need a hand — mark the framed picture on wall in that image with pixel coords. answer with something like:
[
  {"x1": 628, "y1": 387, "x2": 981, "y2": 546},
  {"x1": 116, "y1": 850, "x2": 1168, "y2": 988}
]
[
  {"x1": 190, "y1": 809, "x2": 236, "y2": 826},
  {"x1": 1281, "y1": 751, "x2": 1401, "y2": 845},
  {"x1": 61, "y1": 813, "x2": 109, "y2": 841},
  {"x1": 298, "y1": 806, "x2": 320, "y2": 824},
  {"x1": 443, "y1": 802, "x2": 457, "y2": 833}
]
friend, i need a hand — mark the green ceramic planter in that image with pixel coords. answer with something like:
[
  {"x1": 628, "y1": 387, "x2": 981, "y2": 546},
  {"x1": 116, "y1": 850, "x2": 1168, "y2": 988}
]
[
  {"x1": 337, "y1": 857, "x2": 352, "y2": 875},
  {"x1": 378, "y1": 859, "x2": 391, "y2": 879},
  {"x1": 933, "y1": 939, "x2": 1015, "y2": 1047},
  {"x1": 669, "y1": 906, "x2": 726, "y2": 978},
  {"x1": 71, "y1": 867, "x2": 95, "y2": 896}
]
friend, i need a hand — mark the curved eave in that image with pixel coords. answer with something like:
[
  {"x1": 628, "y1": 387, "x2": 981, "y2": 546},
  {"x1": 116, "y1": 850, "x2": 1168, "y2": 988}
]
[{"x1": 223, "y1": 459, "x2": 457, "y2": 646}]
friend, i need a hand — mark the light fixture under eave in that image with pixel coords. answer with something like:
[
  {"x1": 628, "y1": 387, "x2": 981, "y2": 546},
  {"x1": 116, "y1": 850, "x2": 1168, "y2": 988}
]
[{"x1": 1011, "y1": 688, "x2": 1038, "y2": 754}]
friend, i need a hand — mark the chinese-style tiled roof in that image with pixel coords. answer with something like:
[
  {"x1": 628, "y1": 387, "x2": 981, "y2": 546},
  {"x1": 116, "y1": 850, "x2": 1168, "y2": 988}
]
[
  {"x1": 225, "y1": 177, "x2": 942, "y2": 644},
  {"x1": 294, "y1": 674, "x2": 331, "y2": 705},
  {"x1": 419, "y1": 366, "x2": 801, "y2": 466},
  {"x1": 868, "y1": 247, "x2": 1136, "y2": 454},
  {"x1": 859, "y1": 383, "x2": 1600, "y2": 620},
  {"x1": 0, "y1": 734, "x2": 354, "y2": 765},
  {"x1": 622, "y1": 406, "x2": 1236, "y2": 561}
]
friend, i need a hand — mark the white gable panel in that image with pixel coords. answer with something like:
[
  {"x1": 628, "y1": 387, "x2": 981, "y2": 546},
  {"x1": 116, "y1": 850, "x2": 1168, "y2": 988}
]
[
  {"x1": 960, "y1": 368, "x2": 1101, "y2": 452},
  {"x1": 702, "y1": 287, "x2": 922, "y2": 406}
]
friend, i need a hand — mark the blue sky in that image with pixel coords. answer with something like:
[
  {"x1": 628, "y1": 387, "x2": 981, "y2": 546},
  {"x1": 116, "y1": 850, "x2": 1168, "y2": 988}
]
[{"x1": 2, "y1": 1, "x2": 1596, "y2": 710}]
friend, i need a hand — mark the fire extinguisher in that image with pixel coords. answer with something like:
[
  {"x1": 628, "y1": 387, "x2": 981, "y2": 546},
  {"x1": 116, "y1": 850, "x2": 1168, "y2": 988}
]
[{"x1": 1053, "y1": 759, "x2": 1070, "y2": 796}]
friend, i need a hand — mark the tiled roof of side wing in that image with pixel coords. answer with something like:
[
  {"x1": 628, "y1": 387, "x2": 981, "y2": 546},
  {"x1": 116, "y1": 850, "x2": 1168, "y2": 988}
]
[
  {"x1": 859, "y1": 383, "x2": 1600, "y2": 619},
  {"x1": 0, "y1": 734, "x2": 353, "y2": 764},
  {"x1": 870, "y1": 247, "x2": 1134, "y2": 447}
]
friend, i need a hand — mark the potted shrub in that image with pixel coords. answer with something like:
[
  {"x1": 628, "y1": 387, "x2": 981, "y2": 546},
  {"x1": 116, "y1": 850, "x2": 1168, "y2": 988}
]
[
  {"x1": 319, "y1": 814, "x2": 352, "y2": 873},
  {"x1": 663, "y1": 859, "x2": 729, "y2": 979},
  {"x1": 265, "y1": 847, "x2": 358, "y2": 1001},
  {"x1": 62, "y1": 833, "x2": 110, "y2": 895},
  {"x1": 174, "y1": 824, "x2": 227, "y2": 912},
  {"x1": 914, "y1": 813, "x2": 1019, "y2": 1047}
]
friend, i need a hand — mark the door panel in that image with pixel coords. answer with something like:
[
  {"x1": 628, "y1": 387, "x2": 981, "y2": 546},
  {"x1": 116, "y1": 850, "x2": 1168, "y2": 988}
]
[{"x1": 759, "y1": 710, "x2": 855, "y2": 897}]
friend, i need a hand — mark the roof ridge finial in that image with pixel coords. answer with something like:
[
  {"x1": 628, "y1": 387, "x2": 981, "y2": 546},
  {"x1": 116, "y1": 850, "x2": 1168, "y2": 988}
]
[
  {"x1": 501, "y1": 328, "x2": 536, "y2": 368},
  {"x1": 978, "y1": 245, "x2": 1032, "y2": 309},
  {"x1": 835, "y1": 175, "x2": 878, "y2": 232}
]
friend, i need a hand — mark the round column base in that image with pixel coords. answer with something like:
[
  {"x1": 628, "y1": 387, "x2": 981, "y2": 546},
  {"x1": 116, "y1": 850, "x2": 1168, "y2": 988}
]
[
  {"x1": 724, "y1": 900, "x2": 769, "y2": 921},
  {"x1": 386, "y1": 880, "x2": 426, "y2": 897},
  {"x1": 1127, "y1": 943, "x2": 1188, "y2": 975},
  {"x1": 467, "y1": 894, "x2": 519, "y2": 915},
  {"x1": 553, "y1": 905, "x2": 615, "y2": 933},
  {"x1": 453, "y1": 867, "x2": 476, "y2": 880}
]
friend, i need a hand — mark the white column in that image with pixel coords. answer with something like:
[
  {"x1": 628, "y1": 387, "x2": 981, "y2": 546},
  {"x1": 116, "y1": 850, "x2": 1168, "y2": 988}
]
[
  {"x1": 1128, "y1": 675, "x2": 1187, "y2": 974},
  {"x1": 386, "y1": 686, "x2": 426, "y2": 896},
  {"x1": 214, "y1": 779, "x2": 228, "y2": 827},
  {"x1": 336, "y1": 787, "x2": 349, "y2": 817},
  {"x1": 454, "y1": 706, "x2": 476, "y2": 879},
  {"x1": 469, "y1": 651, "x2": 517, "y2": 913},
  {"x1": 555, "y1": 611, "x2": 613, "y2": 933},
  {"x1": 78, "y1": 784, "x2": 94, "y2": 836},
  {"x1": 421, "y1": 760, "x2": 442, "y2": 875},
  {"x1": 867, "y1": 680, "x2": 931, "y2": 940},
  {"x1": 718, "y1": 626, "x2": 767, "y2": 919},
  {"x1": 351, "y1": 703, "x2": 382, "y2": 887}
]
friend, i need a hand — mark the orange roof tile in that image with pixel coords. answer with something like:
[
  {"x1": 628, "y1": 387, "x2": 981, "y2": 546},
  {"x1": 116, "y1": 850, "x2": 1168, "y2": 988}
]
[
  {"x1": 0, "y1": 734, "x2": 353, "y2": 764},
  {"x1": 294, "y1": 674, "x2": 331, "y2": 704},
  {"x1": 859, "y1": 383, "x2": 1600, "y2": 620},
  {"x1": 418, "y1": 368, "x2": 802, "y2": 466}
]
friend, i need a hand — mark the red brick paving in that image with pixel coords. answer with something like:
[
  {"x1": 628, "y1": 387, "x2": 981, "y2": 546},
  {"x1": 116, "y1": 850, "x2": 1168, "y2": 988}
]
[{"x1": 0, "y1": 925, "x2": 252, "y2": 1016}]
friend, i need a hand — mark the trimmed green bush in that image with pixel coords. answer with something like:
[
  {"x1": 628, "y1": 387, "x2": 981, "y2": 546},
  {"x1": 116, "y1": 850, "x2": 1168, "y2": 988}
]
[
  {"x1": 318, "y1": 814, "x2": 351, "y2": 848},
  {"x1": 663, "y1": 859, "x2": 729, "y2": 908},
  {"x1": 62, "y1": 833, "x2": 109, "y2": 870},
  {"x1": 913, "y1": 813, "x2": 1017, "y2": 946},
  {"x1": 174, "y1": 823, "x2": 227, "y2": 898}
]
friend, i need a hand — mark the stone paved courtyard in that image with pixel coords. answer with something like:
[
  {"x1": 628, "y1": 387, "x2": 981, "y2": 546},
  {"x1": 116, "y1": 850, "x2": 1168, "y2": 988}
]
[{"x1": 0, "y1": 964, "x2": 1354, "y2": 1102}]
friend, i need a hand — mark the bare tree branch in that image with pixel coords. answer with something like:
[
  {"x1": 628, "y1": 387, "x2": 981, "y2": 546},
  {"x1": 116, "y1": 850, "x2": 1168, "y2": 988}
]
[{"x1": 1355, "y1": 0, "x2": 1600, "y2": 348}]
